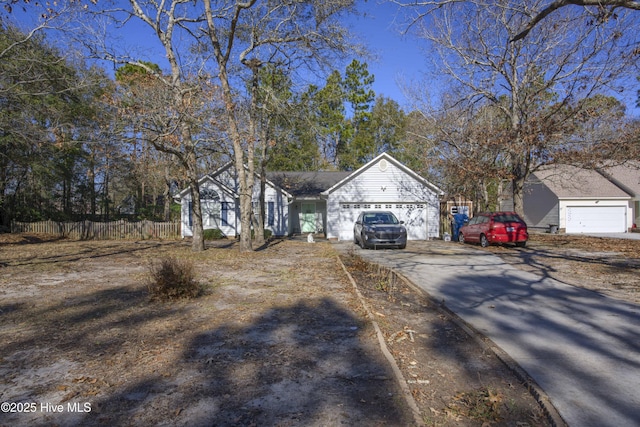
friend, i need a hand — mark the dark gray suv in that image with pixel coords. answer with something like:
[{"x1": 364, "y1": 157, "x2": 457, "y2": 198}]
[{"x1": 353, "y1": 211, "x2": 407, "y2": 249}]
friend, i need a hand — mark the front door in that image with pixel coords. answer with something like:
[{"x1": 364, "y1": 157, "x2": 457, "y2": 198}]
[{"x1": 300, "y1": 202, "x2": 316, "y2": 233}]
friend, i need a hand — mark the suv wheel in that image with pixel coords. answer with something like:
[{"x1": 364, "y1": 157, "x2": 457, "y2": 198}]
[
  {"x1": 359, "y1": 233, "x2": 367, "y2": 249},
  {"x1": 480, "y1": 234, "x2": 489, "y2": 248}
]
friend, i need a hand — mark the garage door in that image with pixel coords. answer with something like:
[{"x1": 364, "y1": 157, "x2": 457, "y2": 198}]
[
  {"x1": 338, "y1": 203, "x2": 427, "y2": 241},
  {"x1": 566, "y1": 206, "x2": 626, "y2": 233}
]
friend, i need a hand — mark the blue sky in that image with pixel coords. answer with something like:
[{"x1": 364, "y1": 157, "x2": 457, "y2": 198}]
[
  {"x1": 6, "y1": 1, "x2": 637, "y2": 114},
  {"x1": 346, "y1": 2, "x2": 428, "y2": 107},
  {"x1": 5, "y1": 0, "x2": 426, "y2": 108}
]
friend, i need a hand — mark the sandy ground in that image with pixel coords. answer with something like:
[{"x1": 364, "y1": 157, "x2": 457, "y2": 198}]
[{"x1": 4, "y1": 232, "x2": 633, "y2": 426}]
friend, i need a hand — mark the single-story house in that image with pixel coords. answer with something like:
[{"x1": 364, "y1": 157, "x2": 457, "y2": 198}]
[
  {"x1": 500, "y1": 163, "x2": 638, "y2": 233},
  {"x1": 177, "y1": 152, "x2": 444, "y2": 240}
]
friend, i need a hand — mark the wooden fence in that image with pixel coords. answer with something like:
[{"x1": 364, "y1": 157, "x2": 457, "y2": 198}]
[{"x1": 11, "y1": 219, "x2": 181, "y2": 240}]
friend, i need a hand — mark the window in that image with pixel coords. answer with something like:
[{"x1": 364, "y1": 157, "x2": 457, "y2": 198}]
[
  {"x1": 268, "y1": 201, "x2": 274, "y2": 227},
  {"x1": 188, "y1": 202, "x2": 193, "y2": 227},
  {"x1": 342, "y1": 204, "x2": 351, "y2": 209},
  {"x1": 385, "y1": 204, "x2": 392, "y2": 209},
  {"x1": 202, "y1": 202, "x2": 220, "y2": 227},
  {"x1": 374, "y1": 204, "x2": 381, "y2": 209},
  {"x1": 200, "y1": 188, "x2": 220, "y2": 201},
  {"x1": 364, "y1": 204, "x2": 371, "y2": 209},
  {"x1": 221, "y1": 202, "x2": 230, "y2": 226}
]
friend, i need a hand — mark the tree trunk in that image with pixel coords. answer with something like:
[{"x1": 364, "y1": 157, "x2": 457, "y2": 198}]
[
  {"x1": 163, "y1": 163, "x2": 171, "y2": 222},
  {"x1": 248, "y1": 60, "x2": 265, "y2": 247},
  {"x1": 183, "y1": 124, "x2": 205, "y2": 252},
  {"x1": 511, "y1": 175, "x2": 526, "y2": 217},
  {"x1": 220, "y1": 71, "x2": 253, "y2": 251}
]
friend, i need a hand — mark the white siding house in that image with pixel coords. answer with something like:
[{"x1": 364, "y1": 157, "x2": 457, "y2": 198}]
[
  {"x1": 323, "y1": 153, "x2": 444, "y2": 241},
  {"x1": 178, "y1": 153, "x2": 444, "y2": 241},
  {"x1": 178, "y1": 163, "x2": 290, "y2": 238}
]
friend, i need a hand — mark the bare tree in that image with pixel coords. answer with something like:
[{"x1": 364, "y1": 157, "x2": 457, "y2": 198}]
[
  {"x1": 391, "y1": 0, "x2": 640, "y2": 42},
  {"x1": 401, "y1": 0, "x2": 638, "y2": 216},
  {"x1": 199, "y1": 0, "x2": 358, "y2": 251},
  {"x1": 511, "y1": 0, "x2": 640, "y2": 41},
  {"x1": 73, "y1": 1, "x2": 217, "y2": 251}
]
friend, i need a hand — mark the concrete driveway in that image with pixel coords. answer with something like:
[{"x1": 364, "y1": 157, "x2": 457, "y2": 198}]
[{"x1": 336, "y1": 240, "x2": 640, "y2": 427}]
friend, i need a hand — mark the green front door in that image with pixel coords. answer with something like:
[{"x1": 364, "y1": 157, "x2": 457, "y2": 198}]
[{"x1": 301, "y1": 202, "x2": 316, "y2": 233}]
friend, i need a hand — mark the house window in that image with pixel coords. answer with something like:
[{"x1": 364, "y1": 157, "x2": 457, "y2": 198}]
[
  {"x1": 268, "y1": 201, "x2": 275, "y2": 227},
  {"x1": 364, "y1": 204, "x2": 371, "y2": 209},
  {"x1": 385, "y1": 204, "x2": 392, "y2": 209},
  {"x1": 221, "y1": 202, "x2": 230, "y2": 226},
  {"x1": 374, "y1": 204, "x2": 381, "y2": 209},
  {"x1": 188, "y1": 202, "x2": 193, "y2": 227},
  {"x1": 200, "y1": 188, "x2": 220, "y2": 201},
  {"x1": 353, "y1": 204, "x2": 361, "y2": 209},
  {"x1": 342, "y1": 204, "x2": 351, "y2": 209}
]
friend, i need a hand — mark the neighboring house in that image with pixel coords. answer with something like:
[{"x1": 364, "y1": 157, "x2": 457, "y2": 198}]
[
  {"x1": 177, "y1": 152, "x2": 444, "y2": 240},
  {"x1": 501, "y1": 163, "x2": 636, "y2": 233},
  {"x1": 597, "y1": 161, "x2": 640, "y2": 229}
]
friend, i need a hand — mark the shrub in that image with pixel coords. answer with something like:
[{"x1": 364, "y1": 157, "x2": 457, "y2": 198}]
[
  {"x1": 147, "y1": 257, "x2": 201, "y2": 301},
  {"x1": 250, "y1": 229, "x2": 273, "y2": 240},
  {"x1": 203, "y1": 228, "x2": 226, "y2": 240}
]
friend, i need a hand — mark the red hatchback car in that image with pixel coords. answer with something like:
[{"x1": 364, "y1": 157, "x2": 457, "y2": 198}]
[{"x1": 458, "y1": 212, "x2": 528, "y2": 247}]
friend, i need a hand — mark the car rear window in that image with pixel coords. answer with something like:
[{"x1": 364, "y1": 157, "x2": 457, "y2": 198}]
[{"x1": 494, "y1": 213, "x2": 523, "y2": 223}]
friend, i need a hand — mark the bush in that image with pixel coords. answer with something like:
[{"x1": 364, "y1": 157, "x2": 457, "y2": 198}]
[
  {"x1": 147, "y1": 257, "x2": 201, "y2": 301},
  {"x1": 203, "y1": 228, "x2": 226, "y2": 240},
  {"x1": 250, "y1": 229, "x2": 273, "y2": 240}
]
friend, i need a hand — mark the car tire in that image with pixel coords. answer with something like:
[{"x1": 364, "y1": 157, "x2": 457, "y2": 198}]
[
  {"x1": 458, "y1": 233, "x2": 465, "y2": 244},
  {"x1": 480, "y1": 234, "x2": 489, "y2": 248},
  {"x1": 398, "y1": 244, "x2": 406, "y2": 249},
  {"x1": 359, "y1": 233, "x2": 367, "y2": 249},
  {"x1": 515, "y1": 241, "x2": 527, "y2": 248}
]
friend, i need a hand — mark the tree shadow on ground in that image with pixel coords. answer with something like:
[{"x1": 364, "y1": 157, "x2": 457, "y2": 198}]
[{"x1": 82, "y1": 298, "x2": 413, "y2": 426}]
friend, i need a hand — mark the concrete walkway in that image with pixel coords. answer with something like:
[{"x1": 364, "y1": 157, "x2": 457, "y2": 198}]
[{"x1": 339, "y1": 241, "x2": 640, "y2": 427}]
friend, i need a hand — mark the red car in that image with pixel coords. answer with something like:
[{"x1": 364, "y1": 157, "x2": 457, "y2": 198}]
[{"x1": 458, "y1": 212, "x2": 528, "y2": 247}]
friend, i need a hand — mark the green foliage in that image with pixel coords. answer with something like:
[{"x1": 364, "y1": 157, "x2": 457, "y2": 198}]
[
  {"x1": 0, "y1": 24, "x2": 111, "y2": 226},
  {"x1": 203, "y1": 228, "x2": 226, "y2": 240},
  {"x1": 147, "y1": 257, "x2": 201, "y2": 301}
]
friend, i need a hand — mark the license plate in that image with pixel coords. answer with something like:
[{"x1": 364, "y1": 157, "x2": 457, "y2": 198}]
[{"x1": 506, "y1": 227, "x2": 515, "y2": 232}]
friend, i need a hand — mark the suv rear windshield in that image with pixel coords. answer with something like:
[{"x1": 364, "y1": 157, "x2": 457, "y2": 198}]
[{"x1": 493, "y1": 213, "x2": 523, "y2": 223}]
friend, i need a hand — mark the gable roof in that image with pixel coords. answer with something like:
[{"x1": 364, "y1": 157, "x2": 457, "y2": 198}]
[
  {"x1": 267, "y1": 171, "x2": 351, "y2": 198},
  {"x1": 176, "y1": 153, "x2": 443, "y2": 201},
  {"x1": 322, "y1": 152, "x2": 444, "y2": 196},
  {"x1": 597, "y1": 161, "x2": 640, "y2": 197},
  {"x1": 532, "y1": 164, "x2": 631, "y2": 199},
  {"x1": 176, "y1": 162, "x2": 293, "y2": 200}
]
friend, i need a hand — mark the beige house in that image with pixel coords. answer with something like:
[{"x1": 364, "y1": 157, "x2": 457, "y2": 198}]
[{"x1": 501, "y1": 163, "x2": 638, "y2": 233}]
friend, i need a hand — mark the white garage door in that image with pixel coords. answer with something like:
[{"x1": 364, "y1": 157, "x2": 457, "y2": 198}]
[
  {"x1": 338, "y1": 203, "x2": 427, "y2": 241},
  {"x1": 566, "y1": 206, "x2": 626, "y2": 233}
]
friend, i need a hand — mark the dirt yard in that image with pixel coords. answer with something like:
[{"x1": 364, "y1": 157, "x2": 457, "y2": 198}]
[
  {"x1": 483, "y1": 233, "x2": 640, "y2": 304},
  {"x1": 2, "y1": 232, "x2": 636, "y2": 426}
]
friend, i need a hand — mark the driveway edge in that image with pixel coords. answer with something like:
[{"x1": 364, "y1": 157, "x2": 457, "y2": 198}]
[
  {"x1": 337, "y1": 257, "x2": 425, "y2": 427},
  {"x1": 355, "y1": 257, "x2": 568, "y2": 427}
]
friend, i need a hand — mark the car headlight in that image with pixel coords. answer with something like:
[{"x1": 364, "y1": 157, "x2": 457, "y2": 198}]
[{"x1": 400, "y1": 227, "x2": 407, "y2": 234}]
